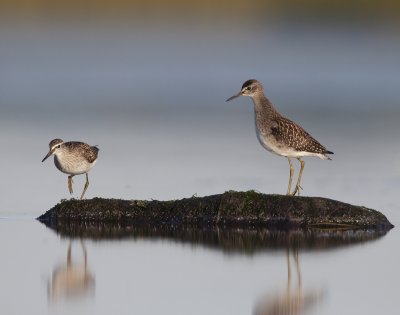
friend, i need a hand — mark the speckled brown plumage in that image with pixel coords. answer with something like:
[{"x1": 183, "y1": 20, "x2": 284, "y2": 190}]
[
  {"x1": 42, "y1": 138, "x2": 99, "y2": 199},
  {"x1": 226, "y1": 79, "x2": 333, "y2": 196},
  {"x1": 271, "y1": 116, "x2": 333, "y2": 156},
  {"x1": 63, "y1": 142, "x2": 99, "y2": 163}
]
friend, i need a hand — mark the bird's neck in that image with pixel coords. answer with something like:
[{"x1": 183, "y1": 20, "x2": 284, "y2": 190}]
[
  {"x1": 251, "y1": 93, "x2": 278, "y2": 119},
  {"x1": 53, "y1": 154, "x2": 63, "y2": 171}
]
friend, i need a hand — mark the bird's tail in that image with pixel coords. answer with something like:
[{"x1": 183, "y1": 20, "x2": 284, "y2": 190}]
[{"x1": 324, "y1": 150, "x2": 334, "y2": 160}]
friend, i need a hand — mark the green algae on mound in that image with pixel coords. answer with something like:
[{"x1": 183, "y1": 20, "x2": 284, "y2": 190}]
[{"x1": 37, "y1": 191, "x2": 393, "y2": 230}]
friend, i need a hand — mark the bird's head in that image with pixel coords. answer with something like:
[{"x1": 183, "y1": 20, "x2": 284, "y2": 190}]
[
  {"x1": 226, "y1": 79, "x2": 264, "y2": 102},
  {"x1": 42, "y1": 139, "x2": 64, "y2": 162}
]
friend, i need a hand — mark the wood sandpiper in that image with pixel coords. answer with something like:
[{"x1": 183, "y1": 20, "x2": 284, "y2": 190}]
[
  {"x1": 226, "y1": 79, "x2": 333, "y2": 196},
  {"x1": 42, "y1": 139, "x2": 99, "y2": 199}
]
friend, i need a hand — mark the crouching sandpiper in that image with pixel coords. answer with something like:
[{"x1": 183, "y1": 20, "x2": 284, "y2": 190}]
[{"x1": 42, "y1": 139, "x2": 99, "y2": 199}]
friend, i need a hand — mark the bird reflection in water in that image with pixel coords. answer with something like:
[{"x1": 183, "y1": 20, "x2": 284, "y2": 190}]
[
  {"x1": 48, "y1": 240, "x2": 95, "y2": 302},
  {"x1": 254, "y1": 247, "x2": 323, "y2": 315}
]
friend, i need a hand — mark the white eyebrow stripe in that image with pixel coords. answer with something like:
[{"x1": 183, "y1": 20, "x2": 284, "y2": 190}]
[{"x1": 51, "y1": 143, "x2": 63, "y2": 151}]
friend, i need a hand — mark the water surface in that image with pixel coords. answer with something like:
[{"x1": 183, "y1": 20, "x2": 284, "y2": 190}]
[{"x1": 0, "y1": 21, "x2": 400, "y2": 315}]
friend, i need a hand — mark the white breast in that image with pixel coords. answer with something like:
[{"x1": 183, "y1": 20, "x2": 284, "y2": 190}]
[
  {"x1": 54, "y1": 155, "x2": 96, "y2": 175},
  {"x1": 255, "y1": 127, "x2": 283, "y2": 155}
]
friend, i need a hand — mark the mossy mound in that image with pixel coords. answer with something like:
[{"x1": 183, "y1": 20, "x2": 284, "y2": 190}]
[{"x1": 37, "y1": 190, "x2": 393, "y2": 230}]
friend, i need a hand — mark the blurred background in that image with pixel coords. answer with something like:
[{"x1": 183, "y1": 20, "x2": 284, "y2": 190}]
[
  {"x1": 0, "y1": 0, "x2": 399, "y2": 216},
  {"x1": 1, "y1": 2, "x2": 400, "y2": 315}
]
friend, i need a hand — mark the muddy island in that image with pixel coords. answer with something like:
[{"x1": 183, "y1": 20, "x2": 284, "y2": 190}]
[{"x1": 38, "y1": 190, "x2": 393, "y2": 231}]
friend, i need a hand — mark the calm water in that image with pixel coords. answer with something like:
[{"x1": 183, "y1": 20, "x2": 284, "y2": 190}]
[{"x1": 1, "y1": 21, "x2": 400, "y2": 314}]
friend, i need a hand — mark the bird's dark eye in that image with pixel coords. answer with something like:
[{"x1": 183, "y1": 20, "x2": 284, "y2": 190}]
[
  {"x1": 56, "y1": 145, "x2": 61, "y2": 149},
  {"x1": 246, "y1": 86, "x2": 251, "y2": 91}
]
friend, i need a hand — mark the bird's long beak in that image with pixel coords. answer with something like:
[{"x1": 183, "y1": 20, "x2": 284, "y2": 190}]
[
  {"x1": 42, "y1": 150, "x2": 52, "y2": 162},
  {"x1": 226, "y1": 91, "x2": 242, "y2": 102}
]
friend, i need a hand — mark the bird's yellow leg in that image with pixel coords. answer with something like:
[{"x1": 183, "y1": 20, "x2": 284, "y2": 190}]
[
  {"x1": 292, "y1": 158, "x2": 305, "y2": 196},
  {"x1": 287, "y1": 157, "x2": 294, "y2": 195},
  {"x1": 68, "y1": 175, "x2": 74, "y2": 194},
  {"x1": 80, "y1": 173, "x2": 89, "y2": 200}
]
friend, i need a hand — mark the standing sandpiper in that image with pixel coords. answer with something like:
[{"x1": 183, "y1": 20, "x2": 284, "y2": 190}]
[
  {"x1": 42, "y1": 139, "x2": 99, "y2": 199},
  {"x1": 226, "y1": 79, "x2": 333, "y2": 196}
]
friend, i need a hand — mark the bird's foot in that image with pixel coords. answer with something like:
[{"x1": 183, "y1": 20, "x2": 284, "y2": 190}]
[{"x1": 291, "y1": 184, "x2": 303, "y2": 196}]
